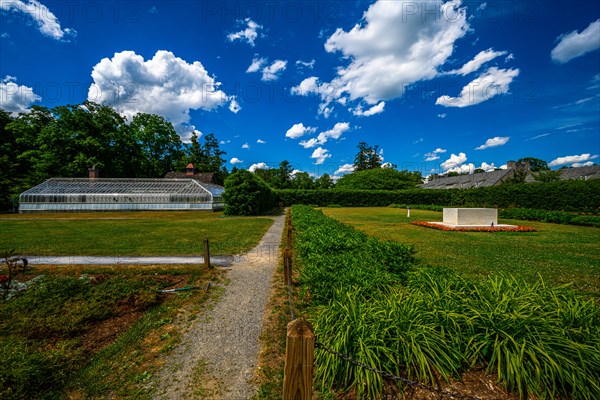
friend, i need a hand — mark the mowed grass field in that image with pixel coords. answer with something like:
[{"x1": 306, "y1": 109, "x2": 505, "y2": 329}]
[
  {"x1": 0, "y1": 211, "x2": 274, "y2": 256},
  {"x1": 322, "y1": 207, "x2": 600, "y2": 296}
]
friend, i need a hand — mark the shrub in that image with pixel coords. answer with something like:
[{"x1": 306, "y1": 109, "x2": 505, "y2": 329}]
[
  {"x1": 223, "y1": 169, "x2": 278, "y2": 216},
  {"x1": 291, "y1": 206, "x2": 600, "y2": 399},
  {"x1": 335, "y1": 169, "x2": 420, "y2": 190}
]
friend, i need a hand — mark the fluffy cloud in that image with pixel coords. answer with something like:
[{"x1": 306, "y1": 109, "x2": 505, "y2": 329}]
[
  {"x1": 242, "y1": 143, "x2": 250, "y2": 149},
  {"x1": 0, "y1": 75, "x2": 41, "y2": 114},
  {"x1": 256, "y1": 139, "x2": 266, "y2": 144},
  {"x1": 296, "y1": 59, "x2": 316, "y2": 70},
  {"x1": 551, "y1": 19, "x2": 600, "y2": 64},
  {"x1": 286, "y1": 122, "x2": 316, "y2": 139},
  {"x1": 447, "y1": 48, "x2": 508, "y2": 76},
  {"x1": 248, "y1": 162, "x2": 270, "y2": 172},
  {"x1": 352, "y1": 101, "x2": 385, "y2": 117},
  {"x1": 441, "y1": 152, "x2": 467, "y2": 170},
  {"x1": 0, "y1": 0, "x2": 76, "y2": 41},
  {"x1": 299, "y1": 122, "x2": 350, "y2": 148},
  {"x1": 246, "y1": 57, "x2": 266, "y2": 73},
  {"x1": 87, "y1": 50, "x2": 232, "y2": 134},
  {"x1": 445, "y1": 161, "x2": 497, "y2": 174},
  {"x1": 311, "y1": 147, "x2": 332, "y2": 165},
  {"x1": 548, "y1": 153, "x2": 599, "y2": 167},
  {"x1": 475, "y1": 136, "x2": 510, "y2": 150},
  {"x1": 437, "y1": 113, "x2": 447, "y2": 118},
  {"x1": 335, "y1": 163, "x2": 355, "y2": 175},
  {"x1": 230, "y1": 157, "x2": 243, "y2": 164},
  {"x1": 572, "y1": 161, "x2": 595, "y2": 168},
  {"x1": 424, "y1": 147, "x2": 447, "y2": 162},
  {"x1": 436, "y1": 67, "x2": 519, "y2": 108},
  {"x1": 229, "y1": 98, "x2": 241, "y2": 113},
  {"x1": 317, "y1": 0, "x2": 469, "y2": 107},
  {"x1": 261, "y1": 60, "x2": 287, "y2": 81},
  {"x1": 227, "y1": 18, "x2": 263, "y2": 46}
]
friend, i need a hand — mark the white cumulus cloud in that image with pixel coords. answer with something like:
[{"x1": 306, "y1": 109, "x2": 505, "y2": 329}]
[
  {"x1": 0, "y1": 75, "x2": 41, "y2": 114},
  {"x1": 352, "y1": 101, "x2": 385, "y2": 117},
  {"x1": 335, "y1": 163, "x2": 355, "y2": 175},
  {"x1": 316, "y1": 0, "x2": 469, "y2": 108},
  {"x1": 286, "y1": 122, "x2": 316, "y2": 139},
  {"x1": 242, "y1": 143, "x2": 250, "y2": 149},
  {"x1": 551, "y1": 19, "x2": 600, "y2": 64},
  {"x1": 248, "y1": 162, "x2": 270, "y2": 172},
  {"x1": 256, "y1": 139, "x2": 266, "y2": 144},
  {"x1": 261, "y1": 60, "x2": 287, "y2": 81},
  {"x1": 230, "y1": 157, "x2": 243, "y2": 164},
  {"x1": 548, "y1": 153, "x2": 599, "y2": 167},
  {"x1": 424, "y1": 147, "x2": 447, "y2": 162},
  {"x1": 441, "y1": 152, "x2": 468, "y2": 170},
  {"x1": 87, "y1": 50, "x2": 231, "y2": 135},
  {"x1": 229, "y1": 98, "x2": 241, "y2": 113},
  {"x1": 299, "y1": 122, "x2": 350, "y2": 148},
  {"x1": 0, "y1": 0, "x2": 76, "y2": 41},
  {"x1": 446, "y1": 48, "x2": 508, "y2": 76},
  {"x1": 311, "y1": 147, "x2": 332, "y2": 165},
  {"x1": 475, "y1": 136, "x2": 510, "y2": 150},
  {"x1": 227, "y1": 18, "x2": 263, "y2": 46},
  {"x1": 436, "y1": 67, "x2": 519, "y2": 108},
  {"x1": 246, "y1": 57, "x2": 266, "y2": 73},
  {"x1": 296, "y1": 59, "x2": 316, "y2": 70},
  {"x1": 572, "y1": 161, "x2": 595, "y2": 167}
]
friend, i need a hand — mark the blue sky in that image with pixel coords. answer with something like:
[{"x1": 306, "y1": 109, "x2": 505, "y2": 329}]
[{"x1": 1, "y1": 0, "x2": 599, "y2": 178}]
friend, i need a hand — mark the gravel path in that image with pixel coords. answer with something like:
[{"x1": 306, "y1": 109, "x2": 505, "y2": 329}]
[{"x1": 152, "y1": 213, "x2": 284, "y2": 399}]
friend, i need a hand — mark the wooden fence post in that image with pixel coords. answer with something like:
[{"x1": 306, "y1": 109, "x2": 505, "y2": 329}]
[
  {"x1": 283, "y1": 318, "x2": 314, "y2": 400},
  {"x1": 203, "y1": 239, "x2": 211, "y2": 269},
  {"x1": 284, "y1": 248, "x2": 292, "y2": 286}
]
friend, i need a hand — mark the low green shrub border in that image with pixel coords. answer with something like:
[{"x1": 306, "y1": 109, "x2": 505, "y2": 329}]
[
  {"x1": 291, "y1": 205, "x2": 600, "y2": 399},
  {"x1": 278, "y1": 179, "x2": 600, "y2": 212}
]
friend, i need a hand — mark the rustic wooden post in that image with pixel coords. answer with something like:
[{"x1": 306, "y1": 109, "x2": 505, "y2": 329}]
[
  {"x1": 203, "y1": 239, "x2": 211, "y2": 269},
  {"x1": 284, "y1": 248, "x2": 292, "y2": 286},
  {"x1": 283, "y1": 318, "x2": 314, "y2": 400}
]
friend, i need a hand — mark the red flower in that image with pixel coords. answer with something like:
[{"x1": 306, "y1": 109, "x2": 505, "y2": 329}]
[
  {"x1": 410, "y1": 221, "x2": 536, "y2": 232},
  {"x1": 0, "y1": 275, "x2": 9, "y2": 283}
]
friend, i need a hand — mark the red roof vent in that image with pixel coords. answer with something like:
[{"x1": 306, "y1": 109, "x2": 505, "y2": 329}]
[{"x1": 186, "y1": 163, "x2": 195, "y2": 176}]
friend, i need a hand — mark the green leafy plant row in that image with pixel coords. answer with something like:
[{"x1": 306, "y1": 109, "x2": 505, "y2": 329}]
[
  {"x1": 499, "y1": 208, "x2": 600, "y2": 227},
  {"x1": 291, "y1": 205, "x2": 600, "y2": 399}
]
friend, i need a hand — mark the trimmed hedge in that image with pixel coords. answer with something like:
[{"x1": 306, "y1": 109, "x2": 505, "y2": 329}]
[{"x1": 277, "y1": 179, "x2": 600, "y2": 212}]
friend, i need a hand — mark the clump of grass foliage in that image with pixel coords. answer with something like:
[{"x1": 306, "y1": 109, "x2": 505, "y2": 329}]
[
  {"x1": 291, "y1": 205, "x2": 600, "y2": 399},
  {"x1": 0, "y1": 275, "x2": 160, "y2": 399}
]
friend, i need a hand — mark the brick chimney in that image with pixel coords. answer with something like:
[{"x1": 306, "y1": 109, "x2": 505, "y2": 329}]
[
  {"x1": 88, "y1": 166, "x2": 100, "y2": 179},
  {"x1": 186, "y1": 163, "x2": 195, "y2": 177}
]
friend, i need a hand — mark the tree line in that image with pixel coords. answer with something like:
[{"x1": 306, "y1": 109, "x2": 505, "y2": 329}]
[
  {"x1": 0, "y1": 102, "x2": 424, "y2": 211},
  {"x1": 0, "y1": 102, "x2": 227, "y2": 210}
]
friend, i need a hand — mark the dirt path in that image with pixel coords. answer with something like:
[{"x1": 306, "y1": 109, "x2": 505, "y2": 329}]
[{"x1": 151, "y1": 212, "x2": 284, "y2": 399}]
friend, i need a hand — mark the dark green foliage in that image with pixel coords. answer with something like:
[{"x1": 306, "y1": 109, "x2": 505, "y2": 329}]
[
  {"x1": 500, "y1": 208, "x2": 600, "y2": 227},
  {"x1": 223, "y1": 170, "x2": 278, "y2": 215},
  {"x1": 278, "y1": 179, "x2": 600, "y2": 212},
  {"x1": 516, "y1": 157, "x2": 549, "y2": 172},
  {"x1": 187, "y1": 132, "x2": 228, "y2": 184},
  {"x1": 353, "y1": 141, "x2": 382, "y2": 171},
  {"x1": 335, "y1": 168, "x2": 422, "y2": 190},
  {"x1": 292, "y1": 206, "x2": 600, "y2": 399}
]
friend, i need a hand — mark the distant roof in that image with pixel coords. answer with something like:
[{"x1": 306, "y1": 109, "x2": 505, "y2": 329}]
[
  {"x1": 559, "y1": 165, "x2": 600, "y2": 180},
  {"x1": 421, "y1": 169, "x2": 511, "y2": 189},
  {"x1": 421, "y1": 164, "x2": 600, "y2": 189}
]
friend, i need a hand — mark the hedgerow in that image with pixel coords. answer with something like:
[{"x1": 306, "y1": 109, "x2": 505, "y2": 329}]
[
  {"x1": 291, "y1": 205, "x2": 600, "y2": 399},
  {"x1": 278, "y1": 179, "x2": 600, "y2": 212}
]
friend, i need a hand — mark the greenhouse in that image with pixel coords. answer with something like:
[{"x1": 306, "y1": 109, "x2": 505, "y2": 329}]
[{"x1": 19, "y1": 178, "x2": 225, "y2": 212}]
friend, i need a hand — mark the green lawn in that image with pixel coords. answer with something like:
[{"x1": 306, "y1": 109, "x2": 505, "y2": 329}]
[
  {"x1": 0, "y1": 211, "x2": 273, "y2": 256},
  {"x1": 322, "y1": 207, "x2": 600, "y2": 296}
]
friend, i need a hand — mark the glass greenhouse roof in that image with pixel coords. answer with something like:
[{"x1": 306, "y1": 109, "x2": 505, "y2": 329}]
[{"x1": 19, "y1": 179, "x2": 225, "y2": 212}]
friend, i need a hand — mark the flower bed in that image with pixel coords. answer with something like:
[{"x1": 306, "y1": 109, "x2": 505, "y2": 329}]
[{"x1": 411, "y1": 220, "x2": 537, "y2": 232}]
